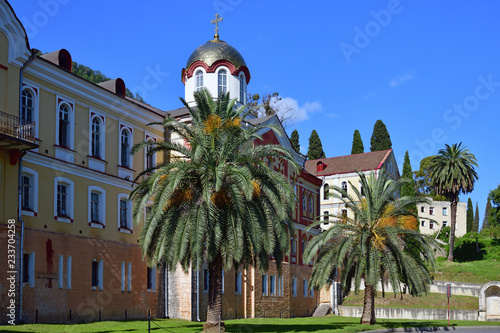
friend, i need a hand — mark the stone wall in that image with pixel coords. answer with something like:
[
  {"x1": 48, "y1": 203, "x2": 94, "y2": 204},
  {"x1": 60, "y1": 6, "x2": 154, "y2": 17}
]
[{"x1": 338, "y1": 305, "x2": 478, "y2": 321}]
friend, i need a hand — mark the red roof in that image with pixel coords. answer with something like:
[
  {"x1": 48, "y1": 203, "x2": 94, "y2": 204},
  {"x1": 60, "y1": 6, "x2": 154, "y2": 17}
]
[{"x1": 305, "y1": 150, "x2": 392, "y2": 176}]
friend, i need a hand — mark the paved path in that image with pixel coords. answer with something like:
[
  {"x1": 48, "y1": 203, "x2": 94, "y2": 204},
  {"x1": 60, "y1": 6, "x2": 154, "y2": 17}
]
[{"x1": 365, "y1": 326, "x2": 500, "y2": 333}]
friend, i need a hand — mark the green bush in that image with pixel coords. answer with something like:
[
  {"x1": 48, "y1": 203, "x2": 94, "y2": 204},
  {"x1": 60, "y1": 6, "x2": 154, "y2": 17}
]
[{"x1": 436, "y1": 226, "x2": 450, "y2": 243}]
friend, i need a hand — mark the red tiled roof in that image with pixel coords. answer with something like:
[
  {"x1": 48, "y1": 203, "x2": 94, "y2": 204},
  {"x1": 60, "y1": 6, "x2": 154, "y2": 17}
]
[{"x1": 304, "y1": 150, "x2": 392, "y2": 176}]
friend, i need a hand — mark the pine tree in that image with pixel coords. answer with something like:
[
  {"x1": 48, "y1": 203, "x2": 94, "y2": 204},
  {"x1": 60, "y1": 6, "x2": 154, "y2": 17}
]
[
  {"x1": 482, "y1": 200, "x2": 492, "y2": 230},
  {"x1": 466, "y1": 198, "x2": 473, "y2": 233},
  {"x1": 401, "y1": 151, "x2": 416, "y2": 198},
  {"x1": 290, "y1": 129, "x2": 300, "y2": 153},
  {"x1": 307, "y1": 130, "x2": 326, "y2": 160},
  {"x1": 351, "y1": 129, "x2": 364, "y2": 154},
  {"x1": 370, "y1": 120, "x2": 392, "y2": 152},
  {"x1": 473, "y1": 202, "x2": 480, "y2": 232}
]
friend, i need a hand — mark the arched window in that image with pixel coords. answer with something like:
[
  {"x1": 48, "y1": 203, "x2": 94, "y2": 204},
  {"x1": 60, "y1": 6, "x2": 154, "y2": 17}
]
[
  {"x1": 341, "y1": 181, "x2": 348, "y2": 198},
  {"x1": 58, "y1": 104, "x2": 70, "y2": 147},
  {"x1": 291, "y1": 235, "x2": 296, "y2": 255},
  {"x1": 146, "y1": 140, "x2": 155, "y2": 170},
  {"x1": 121, "y1": 129, "x2": 131, "y2": 167},
  {"x1": 218, "y1": 69, "x2": 227, "y2": 95},
  {"x1": 324, "y1": 183, "x2": 330, "y2": 200},
  {"x1": 316, "y1": 161, "x2": 324, "y2": 172},
  {"x1": 195, "y1": 70, "x2": 203, "y2": 92},
  {"x1": 21, "y1": 89, "x2": 34, "y2": 124},
  {"x1": 302, "y1": 191, "x2": 306, "y2": 213},
  {"x1": 91, "y1": 117, "x2": 101, "y2": 158},
  {"x1": 239, "y1": 73, "x2": 245, "y2": 103},
  {"x1": 308, "y1": 195, "x2": 313, "y2": 214},
  {"x1": 301, "y1": 235, "x2": 307, "y2": 257}
]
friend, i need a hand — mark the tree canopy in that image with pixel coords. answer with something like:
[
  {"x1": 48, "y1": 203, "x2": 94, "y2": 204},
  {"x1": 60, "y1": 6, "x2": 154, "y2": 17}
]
[
  {"x1": 305, "y1": 170, "x2": 435, "y2": 325},
  {"x1": 248, "y1": 92, "x2": 295, "y2": 129},
  {"x1": 414, "y1": 156, "x2": 447, "y2": 201},
  {"x1": 290, "y1": 129, "x2": 300, "y2": 153},
  {"x1": 488, "y1": 184, "x2": 500, "y2": 226},
  {"x1": 351, "y1": 129, "x2": 364, "y2": 154},
  {"x1": 307, "y1": 129, "x2": 326, "y2": 160},
  {"x1": 473, "y1": 202, "x2": 480, "y2": 233},
  {"x1": 401, "y1": 151, "x2": 416, "y2": 198},
  {"x1": 370, "y1": 120, "x2": 392, "y2": 152},
  {"x1": 466, "y1": 198, "x2": 474, "y2": 233},
  {"x1": 129, "y1": 90, "x2": 297, "y2": 326},
  {"x1": 430, "y1": 143, "x2": 478, "y2": 261}
]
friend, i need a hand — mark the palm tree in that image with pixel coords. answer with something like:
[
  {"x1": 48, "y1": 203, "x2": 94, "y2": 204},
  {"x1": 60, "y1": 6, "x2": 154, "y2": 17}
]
[
  {"x1": 430, "y1": 143, "x2": 478, "y2": 261},
  {"x1": 129, "y1": 90, "x2": 297, "y2": 329},
  {"x1": 304, "y1": 171, "x2": 436, "y2": 325}
]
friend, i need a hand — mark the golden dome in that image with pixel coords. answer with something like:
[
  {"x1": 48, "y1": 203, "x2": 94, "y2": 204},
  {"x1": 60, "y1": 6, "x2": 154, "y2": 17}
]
[{"x1": 186, "y1": 39, "x2": 247, "y2": 70}]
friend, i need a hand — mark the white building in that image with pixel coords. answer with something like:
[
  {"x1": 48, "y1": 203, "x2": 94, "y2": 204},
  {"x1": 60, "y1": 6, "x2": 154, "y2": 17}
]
[{"x1": 417, "y1": 199, "x2": 467, "y2": 237}]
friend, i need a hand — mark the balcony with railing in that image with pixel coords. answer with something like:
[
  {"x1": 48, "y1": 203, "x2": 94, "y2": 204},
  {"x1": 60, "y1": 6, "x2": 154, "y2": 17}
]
[{"x1": 0, "y1": 110, "x2": 39, "y2": 150}]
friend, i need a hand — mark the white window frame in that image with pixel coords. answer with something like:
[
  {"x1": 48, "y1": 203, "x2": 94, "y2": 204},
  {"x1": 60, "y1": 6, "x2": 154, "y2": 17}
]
[
  {"x1": 117, "y1": 194, "x2": 133, "y2": 233},
  {"x1": 21, "y1": 167, "x2": 38, "y2": 217},
  {"x1": 21, "y1": 84, "x2": 39, "y2": 137},
  {"x1": 119, "y1": 124, "x2": 134, "y2": 169},
  {"x1": 195, "y1": 69, "x2": 204, "y2": 92},
  {"x1": 55, "y1": 99, "x2": 75, "y2": 150},
  {"x1": 88, "y1": 186, "x2": 106, "y2": 228},
  {"x1": 217, "y1": 68, "x2": 228, "y2": 95},
  {"x1": 442, "y1": 207, "x2": 448, "y2": 216},
  {"x1": 54, "y1": 177, "x2": 74, "y2": 223},
  {"x1": 238, "y1": 73, "x2": 246, "y2": 104},
  {"x1": 443, "y1": 221, "x2": 448, "y2": 227},
  {"x1": 341, "y1": 181, "x2": 348, "y2": 198},
  {"x1": 421, "y1": 220, "x2": 426, "y2": 227},
  {"x1": 144, "y1": 134, "x2": 157, "y2": 171},
  {"x1": 89, "y1": 113, "x2": 105, "y2": 160},
  {"x1": 429, "y1": 207, "x2": 435, "y2": 215},
  {"x1": 430, "y1": 220, "x2": 434, "y2": 230}
]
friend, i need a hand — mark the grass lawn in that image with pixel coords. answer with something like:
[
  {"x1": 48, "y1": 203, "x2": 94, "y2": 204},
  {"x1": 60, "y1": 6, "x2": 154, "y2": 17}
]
[
  {"x1": 433, "y1": 257, "x2": 500, "y2": 284},
  {"x1": 342, "y1": 291, "x2": 478, "y2": 310},
  {"x1": 2, "y1": 316, "x2": 500, "y2": 333}
]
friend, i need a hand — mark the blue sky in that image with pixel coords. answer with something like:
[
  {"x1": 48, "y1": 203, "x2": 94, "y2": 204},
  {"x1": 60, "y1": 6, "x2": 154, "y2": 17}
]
[{"x1": 11, "y1": 0, "x2": 500, "y2": 227}]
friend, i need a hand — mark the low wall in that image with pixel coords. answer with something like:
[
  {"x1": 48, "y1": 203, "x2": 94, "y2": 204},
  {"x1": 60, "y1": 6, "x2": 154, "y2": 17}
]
[
  {"x1": 338, "y1": 305, "x2": 478, "y2": 321},
  {"x1": 352, "y1": 279, "x2": 483, "y2": 297},
  {"x1": 430, "y1": 281, "x2": 482, "y2": 297}
]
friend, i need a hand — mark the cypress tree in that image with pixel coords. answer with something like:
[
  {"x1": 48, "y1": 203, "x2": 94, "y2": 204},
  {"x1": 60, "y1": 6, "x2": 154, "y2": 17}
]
[
  {"x1": 401, "y1": 151, "x2": 416, "y2": 198},
  {"x1": 370, "y1": 120, "x2": 392, "y2": 152},
  {"x1": 307, "y1": 130, "x2": 326, "y2": 160},
  {"x1": 290, "y1": 129, "x2": 300, "y2": 153},
  {"x1": 466, "y1": 198, "x2": 473, "y2": 233},
  {"x1": 473, "y1": 202, "x2": 480, "y2": 232},
  {"x1": 482, "y1": 200, "x2": 492, "y2": 230},
  {"x1": 351, "y1": 129, "x2": 364, "y2": 154}
]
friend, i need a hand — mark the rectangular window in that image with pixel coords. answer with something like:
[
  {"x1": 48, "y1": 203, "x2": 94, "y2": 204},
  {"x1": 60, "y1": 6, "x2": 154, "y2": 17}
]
[
  {"x1": 310, "y1": 287, "x2": 314, "y2": 298},
  {"x1": 270, "y1": 275, "x2": 276, "y2": 296},
  {"x1": 22, "y1": 175, "x2": 32, "y2": 210},
  {"x1": 421, "y1": 220, "x2": 426, "y2": 227},
  {"x1": 204, "y1": 269, "x2": 209, "y2": 292},
  {"x1": 421, "y1": 206, "x2": 425, "y2": 213},
  {"x1": 281, "y1": 276, "x2": 284, "y2": 296},
  {"x1": 120, "y1": 199, "x2": 128, "y2": 228},
  {"x1": 303, "y1": 279, "x2": 308, "y2": 297},
  {"x1": 92, "y1": 261, "x2": 99, "y2": 288},
  {"x1": 58, "y1": 255, "x2": 64, "y2": 288},
  {"x1": 121, "y1": 262, "x2": 125, "y2": 292},
  {"x1": 292, "y1": 275, "x2": 297, "y2": 297},
  {"x1": 443, "y1": 221, "x2": 447, "y2": 227},
  {"x1": 221, "y1": 270, "x2": 224, "y2": 295},
  {"x1": 323, "y1": 211, "x2": 329, "y2": 223},
  {"x1": 235, "y1": 271, "x2": 242, "y2": 295},
  {"x1": 429, "y1": 207, "x2": 434, "y2": 215},
  {"x1": 23, "y1": 253, "x2": 31, "y2": 283},
  {"x1": 66, "y1": 256, "x2": 72, "y2": 289},
  {"x1": 127, "y1": 262, "x2": 132, "y2": 291},
  {"x1": 430, "y1": 220, "x2": 434, "y2": 229},
  {"x1": 91, "y1": 192, "x2": 99, "y2": 222},
  {"x1": 147, "y1": 267, "x2": 152, "y2": 290},
  {"x1": 442, "y1": 207, "x2": 448, "y2": 216},
  {"x1": 57, "y1": 184, "x2": 68, "y2": 216},
  {"x1": 262, "y1": 274, "x2": 268, "y2": 296}
]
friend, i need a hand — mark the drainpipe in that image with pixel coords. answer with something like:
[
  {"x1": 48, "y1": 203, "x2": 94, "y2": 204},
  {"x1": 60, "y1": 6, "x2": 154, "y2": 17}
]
[
  {"x1": 18, "y1": 48, "x2": 37, "y2": 324},
  {"x1": 196, "y1": 264, "x2": 200, "y2": 321}
]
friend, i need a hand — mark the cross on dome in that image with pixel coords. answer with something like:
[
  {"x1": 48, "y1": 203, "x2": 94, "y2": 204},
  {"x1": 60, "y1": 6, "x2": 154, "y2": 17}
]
[{"x1": 211, "y1": 13, "x2": 223, "y2": 41}]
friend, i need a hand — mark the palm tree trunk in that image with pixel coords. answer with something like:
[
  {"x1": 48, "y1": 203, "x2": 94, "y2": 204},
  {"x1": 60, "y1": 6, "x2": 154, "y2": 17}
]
[
  {"x1": 361, "y1": 284, "x2": 376, "y2": 325},
  {"x1": 204, "y1": 252, "x2": 225, "y2": 331},
  {"x1": 448, "y1": 195, "x2": 458, "y2": 262}
]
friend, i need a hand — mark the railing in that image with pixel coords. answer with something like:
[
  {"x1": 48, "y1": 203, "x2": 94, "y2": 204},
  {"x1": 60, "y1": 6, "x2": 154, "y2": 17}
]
[{"x1": 0, "y1": 110, "x2": 36, "y2": 143}]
